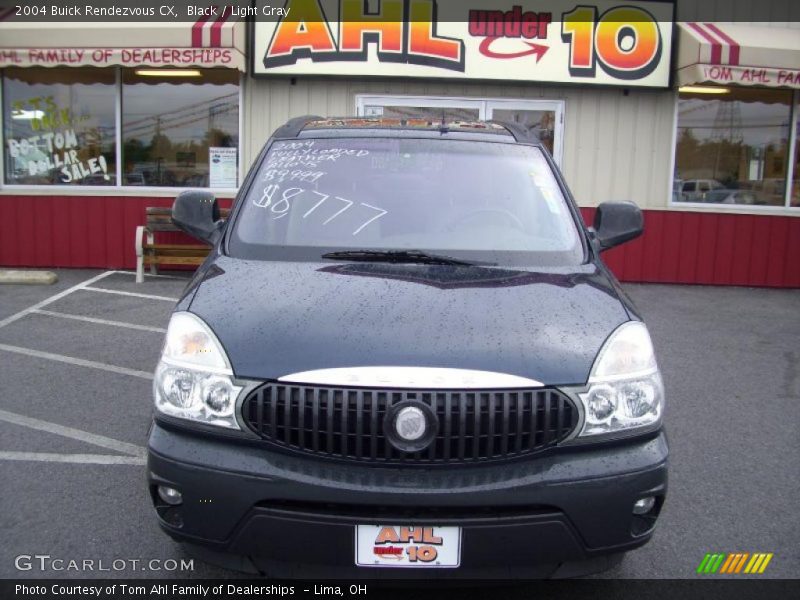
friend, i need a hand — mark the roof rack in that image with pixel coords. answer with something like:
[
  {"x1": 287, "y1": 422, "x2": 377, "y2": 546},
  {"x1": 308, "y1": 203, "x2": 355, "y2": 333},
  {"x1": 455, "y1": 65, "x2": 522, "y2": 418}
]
[
  {"x1": 272, "y1": 115, "x2": 541, "y2": 143},
  {"x1": 272, "y1": 115, "x2": 322, "y2": 139},
  {"x1": 487, "y1": 120, "x2": 541, "y2": 144}
]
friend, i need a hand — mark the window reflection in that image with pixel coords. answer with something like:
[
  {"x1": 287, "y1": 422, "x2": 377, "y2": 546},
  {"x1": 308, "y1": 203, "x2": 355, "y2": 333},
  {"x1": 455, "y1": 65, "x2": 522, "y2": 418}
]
[
  {"x1": 363, "y1": 105, "x2": 481, "y2": 122},
  {"x1": 490, "y1": 108, "x2": 556, "y2": 157},
  {"x1": 3, "y1": 67, "x2": 116, "y2": 186},
  {"x1": 122, "y1": 69, "x2": 239, "y2": 188},
  {"x1": 674, "y1": 87, "x2": 792, "y2": 206}
]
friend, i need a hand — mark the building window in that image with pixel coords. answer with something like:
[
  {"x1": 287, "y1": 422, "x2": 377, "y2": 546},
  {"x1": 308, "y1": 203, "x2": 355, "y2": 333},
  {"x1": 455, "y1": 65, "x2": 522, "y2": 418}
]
[
  {"x1": 121, "y1": 68, "x2": 239, "y2": 188},
  {"x1": 3, "y1": 67, "x2": 116, "y2": 185},
  {"x1": 674, "y1": 86, "x2": 793, "y2": 206},
  {"x1": 2, "y1": 66, "x2": 239, "y2": 189}
]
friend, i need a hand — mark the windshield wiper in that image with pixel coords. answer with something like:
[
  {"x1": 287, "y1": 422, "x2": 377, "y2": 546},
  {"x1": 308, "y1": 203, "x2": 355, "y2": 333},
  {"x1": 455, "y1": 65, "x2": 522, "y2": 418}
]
[{"x1": 321, "y1": 249, "x2": 492, "y2": 266}]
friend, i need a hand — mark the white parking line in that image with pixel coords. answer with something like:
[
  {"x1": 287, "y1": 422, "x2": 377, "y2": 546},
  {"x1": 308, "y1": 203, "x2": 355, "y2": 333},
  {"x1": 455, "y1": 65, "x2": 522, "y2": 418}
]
[
  {"x1": 33, "y1": 310, "x2": 167, "y2": 333},
  {"x1": 0, "y1": 343, "x2": 154, "y2": 380},
  {"x1": 83, "y1": 287, "x2": 180, "y2": 302},
  {"x1": 0, "y1": 452, "x2": 146, "y2": 465},
  {"x1": 0, "y1": 408, "x2": 147, "y2": 458},
  {"x1": 111, "y1": 270, "x2": 188, "y2": 281},
  {"x1": 0, "y1": 270, "x2": 116, "y2": 330},
  {"x1": 0, "y1": 270, "x2": 174, "y2": 468}
]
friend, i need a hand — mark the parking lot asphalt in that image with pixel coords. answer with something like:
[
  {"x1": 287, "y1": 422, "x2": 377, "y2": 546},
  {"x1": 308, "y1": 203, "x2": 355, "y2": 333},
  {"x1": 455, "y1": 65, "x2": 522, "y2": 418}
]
[{"x1": 0, "y1": 270, "x2": 798, "y2": 583}]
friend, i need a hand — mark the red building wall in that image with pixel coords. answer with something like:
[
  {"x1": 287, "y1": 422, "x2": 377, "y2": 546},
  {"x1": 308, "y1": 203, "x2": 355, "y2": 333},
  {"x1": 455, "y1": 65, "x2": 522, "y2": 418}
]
[
  {"x1": 0, "y1": 195, "x2": 231, "y2": 270},
  {"x1": 582, "y1": 207, "x2": 800, "y2": 288},
  {"x1": 1, "y1": 194, "x2": 798, "y2": 287}
]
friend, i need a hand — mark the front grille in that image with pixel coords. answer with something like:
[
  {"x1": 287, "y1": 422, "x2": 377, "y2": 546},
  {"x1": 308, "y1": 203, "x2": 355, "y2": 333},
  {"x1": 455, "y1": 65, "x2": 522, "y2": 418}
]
[{"x1": 241, "y1": 383, "x2": 579, "y2": 465}]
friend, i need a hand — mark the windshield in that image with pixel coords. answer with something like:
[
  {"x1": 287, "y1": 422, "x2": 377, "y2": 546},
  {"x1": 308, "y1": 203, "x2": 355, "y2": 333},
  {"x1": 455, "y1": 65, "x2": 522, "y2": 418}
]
[{"x1": 229, "y1": 137, "x2": 584, "y2": 266}]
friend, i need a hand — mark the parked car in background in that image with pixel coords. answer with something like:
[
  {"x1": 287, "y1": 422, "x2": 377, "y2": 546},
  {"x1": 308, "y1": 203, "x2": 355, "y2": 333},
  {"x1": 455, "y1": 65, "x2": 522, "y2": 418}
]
[
  {"x1": 181, "y1": 173, "x2": 209, "y2": 188},
  {"x1": 704, "y1": 189, "x2": 760, "y2": 205},
  {"x1": 680, "y1": 179, "x2": 724, "y2": 202},
  {"x1": 124, "y1": 171, "x2": 146, "y2": 186}
]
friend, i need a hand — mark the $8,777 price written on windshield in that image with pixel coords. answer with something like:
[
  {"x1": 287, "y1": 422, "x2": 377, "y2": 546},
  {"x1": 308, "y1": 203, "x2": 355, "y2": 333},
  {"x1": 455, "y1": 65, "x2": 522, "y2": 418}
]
[{"x1": 254, "y1": 185, "x2": 389, "y2": 237}]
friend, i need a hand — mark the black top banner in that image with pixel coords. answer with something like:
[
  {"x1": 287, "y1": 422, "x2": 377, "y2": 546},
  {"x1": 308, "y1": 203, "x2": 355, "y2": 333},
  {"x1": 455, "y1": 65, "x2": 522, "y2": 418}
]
[{"x1": 0, "y1": 0, "x2": 797, "y2": 23}]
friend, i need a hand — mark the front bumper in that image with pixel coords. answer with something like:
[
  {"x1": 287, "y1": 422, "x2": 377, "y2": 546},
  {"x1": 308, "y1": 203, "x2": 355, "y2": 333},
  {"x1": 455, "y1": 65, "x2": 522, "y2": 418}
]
[{"x1": 147, "y1": 423, "x2": 668, "y2": 578}]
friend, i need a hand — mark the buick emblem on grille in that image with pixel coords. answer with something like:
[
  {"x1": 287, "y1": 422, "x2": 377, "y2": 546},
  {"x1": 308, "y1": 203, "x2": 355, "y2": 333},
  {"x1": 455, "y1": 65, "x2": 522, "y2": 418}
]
[
  {"x1": 395, "y1": 406, "x2": 426, "y2": 441},
  {"x1": 384, "y1": 401, "x2": 439, "y2": 453}
]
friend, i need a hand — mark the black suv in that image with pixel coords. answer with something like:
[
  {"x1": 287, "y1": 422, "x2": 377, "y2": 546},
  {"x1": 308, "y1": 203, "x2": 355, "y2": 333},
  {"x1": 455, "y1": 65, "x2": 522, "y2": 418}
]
[{"x1": 147, "y1": 116, "x2": 667, "y2": 578}]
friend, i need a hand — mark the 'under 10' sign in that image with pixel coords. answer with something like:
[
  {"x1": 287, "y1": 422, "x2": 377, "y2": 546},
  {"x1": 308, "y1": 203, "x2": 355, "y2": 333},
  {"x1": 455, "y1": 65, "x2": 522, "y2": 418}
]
[{"x1": 251, "y1": 0, "x2": 674, "y2": 88}]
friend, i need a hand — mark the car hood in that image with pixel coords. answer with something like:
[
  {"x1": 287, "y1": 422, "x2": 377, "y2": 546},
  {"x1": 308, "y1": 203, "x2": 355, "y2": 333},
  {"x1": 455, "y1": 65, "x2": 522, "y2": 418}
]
[{"x1": 187, "y1": 256, "x2": 631, "y2": 385}]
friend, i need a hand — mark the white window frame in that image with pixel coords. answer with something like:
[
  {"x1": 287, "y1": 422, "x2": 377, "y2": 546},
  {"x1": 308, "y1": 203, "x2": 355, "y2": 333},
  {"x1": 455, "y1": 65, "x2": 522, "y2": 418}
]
[
  {"x1": 668, "y1": 88, "x2": 800, "y2": 212},
  {"x1": 356, "y1": 94, "x2": 566, "y2": 167},
  {"x1": 0, "y1": 66, "x2": 243, "y2": 196},
  {"x1": 485, "y1": 98, "x2": 565, "y2": 167}
]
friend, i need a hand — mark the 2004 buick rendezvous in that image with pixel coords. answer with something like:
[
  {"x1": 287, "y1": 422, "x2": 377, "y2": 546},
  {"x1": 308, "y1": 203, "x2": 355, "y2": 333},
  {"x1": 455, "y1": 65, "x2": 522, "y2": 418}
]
[{"x1": 147, "y1": 116, "x2": 667, "y2": 578}]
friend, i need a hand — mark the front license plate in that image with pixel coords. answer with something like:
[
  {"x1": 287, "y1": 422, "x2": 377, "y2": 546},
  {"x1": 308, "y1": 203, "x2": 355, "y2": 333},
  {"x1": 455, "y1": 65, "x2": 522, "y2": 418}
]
[{"x1": 355, "y1": 525, "x2": 461, "y2": 568}]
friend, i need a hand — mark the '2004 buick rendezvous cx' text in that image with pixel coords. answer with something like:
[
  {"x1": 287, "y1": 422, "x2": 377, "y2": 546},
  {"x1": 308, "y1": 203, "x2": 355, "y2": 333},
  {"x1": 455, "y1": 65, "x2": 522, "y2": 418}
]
[{"x1": 147, "y1": 116, "x2": 667, "y2": 578}]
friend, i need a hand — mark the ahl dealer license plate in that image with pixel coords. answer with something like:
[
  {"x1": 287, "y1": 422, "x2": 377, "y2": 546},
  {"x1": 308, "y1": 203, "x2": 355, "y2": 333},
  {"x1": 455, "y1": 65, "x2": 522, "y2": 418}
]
[{"x1": 355, "y1": 525, "x2": 461, "y2": 568}]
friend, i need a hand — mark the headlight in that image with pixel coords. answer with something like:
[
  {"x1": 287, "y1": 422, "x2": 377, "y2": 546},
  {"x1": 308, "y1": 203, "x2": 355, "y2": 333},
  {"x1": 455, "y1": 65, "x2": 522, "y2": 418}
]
[
  {"x1": 153, "y1": 312, "x2": 244, "y2": 429},
  {"x1": 570, "y1": 321, "x2": 664, "y2": 440}
]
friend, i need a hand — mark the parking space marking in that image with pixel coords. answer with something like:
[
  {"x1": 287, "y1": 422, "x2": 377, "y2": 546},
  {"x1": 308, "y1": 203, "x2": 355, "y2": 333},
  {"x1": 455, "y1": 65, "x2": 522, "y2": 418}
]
[
  {"x1": 0, "y1": 269, "x2": 185, "y2": 469},
  {"x1": 0, "y1": 408, "x2": 147, "y2": 458},
  {"x1": 110, "y1": 270, "x2": 188, "y2": 281},
  {"x1": 83, "y1": 286, "x2": 180, "y2": 302},
  {"x1": 0, "y1": 343, "x2": 154, "y2": 380},
  {"x1": 33, "y1": 310, "x2": 168, "y2": 334},
  {"x1": 0, "y1": 452, "x2": 146, "y2": 465},
  {"x1": 0, "y1": 270, "x2": 116, "y2": 330}
]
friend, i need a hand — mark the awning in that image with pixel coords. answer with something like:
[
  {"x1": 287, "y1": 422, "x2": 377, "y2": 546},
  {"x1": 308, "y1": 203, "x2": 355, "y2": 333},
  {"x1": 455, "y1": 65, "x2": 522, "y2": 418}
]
[
  {"x1": 0, "y1": 11, "x2": 245, "y2": 71},
  {"x1": 676, "y1": 22, "x2": 800, "y2": 89}
]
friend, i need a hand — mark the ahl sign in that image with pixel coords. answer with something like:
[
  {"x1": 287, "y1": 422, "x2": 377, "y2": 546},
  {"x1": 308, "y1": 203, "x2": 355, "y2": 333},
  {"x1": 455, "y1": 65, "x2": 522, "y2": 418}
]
[{"x1": 252, "y1": 0, "x2": 674, "y2": 87}]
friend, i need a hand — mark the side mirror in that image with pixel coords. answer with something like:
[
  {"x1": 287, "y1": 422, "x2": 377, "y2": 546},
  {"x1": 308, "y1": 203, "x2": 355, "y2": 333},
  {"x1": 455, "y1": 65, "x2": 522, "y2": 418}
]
[
  {"x1": 171, "y1": 190, "x2": 224, "y2": 245},
  {"x1": 592, "y1": 201, "x2": 643, "y2": 251}
]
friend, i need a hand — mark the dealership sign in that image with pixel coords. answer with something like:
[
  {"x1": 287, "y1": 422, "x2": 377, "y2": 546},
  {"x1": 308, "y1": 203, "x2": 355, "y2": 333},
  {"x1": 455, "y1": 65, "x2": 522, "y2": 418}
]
[{"x1": 252, "y1": 0, "x2": 674, "y2": 87}]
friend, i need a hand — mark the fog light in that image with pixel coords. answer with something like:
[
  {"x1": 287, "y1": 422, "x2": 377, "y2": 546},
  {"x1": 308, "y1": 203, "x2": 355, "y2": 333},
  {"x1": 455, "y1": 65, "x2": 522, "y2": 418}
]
[
  {"x1": 157, "y1": 485, "x2": 183, "y2": 506},
  {"x1": 633, "y1": 496, "x2": 656, "y2": 515}
]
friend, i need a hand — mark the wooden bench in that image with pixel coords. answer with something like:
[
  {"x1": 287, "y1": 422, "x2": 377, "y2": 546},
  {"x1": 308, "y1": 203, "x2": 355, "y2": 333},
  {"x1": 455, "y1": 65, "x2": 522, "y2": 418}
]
[{"x1": 135, "y1": 207, "x2": 229, "y2": 283}]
